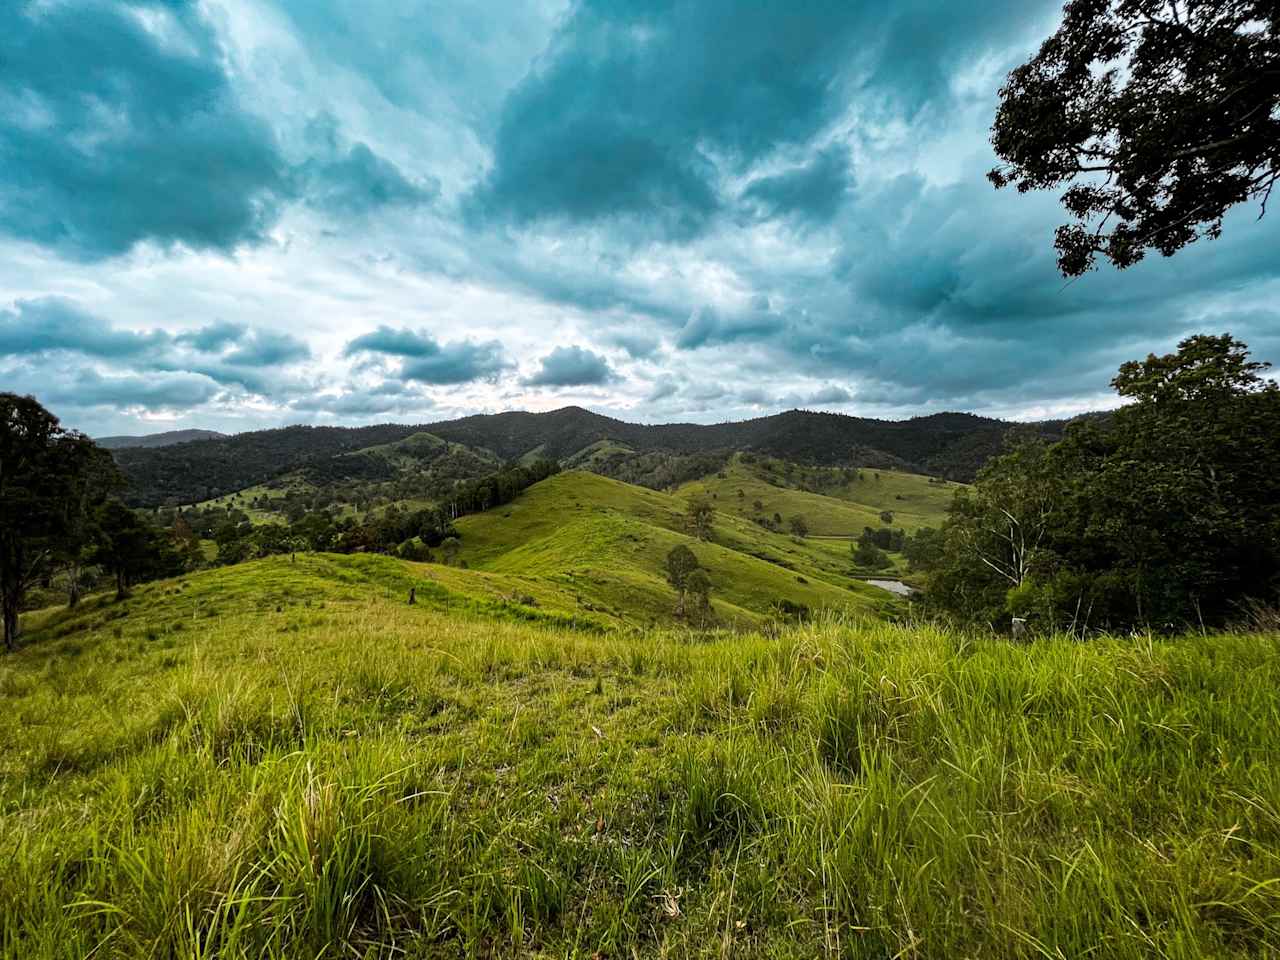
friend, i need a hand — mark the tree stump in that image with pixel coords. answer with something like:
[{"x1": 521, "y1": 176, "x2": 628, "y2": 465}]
[{"x1": 408, "y1": 587, "x2": 416, "y2": 605}]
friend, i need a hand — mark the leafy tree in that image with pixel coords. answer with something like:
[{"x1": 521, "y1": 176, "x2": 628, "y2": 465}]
[
  {"x1": 685, "y1": 568, "x2": 712, "y2": 621},
  {"x1": 928, "y1": 335, "x2": 1280, "y2": 630},
  {"x1": 397, "y1": 539, "x2": 434, "y2": 562},
  {"x1": 665, "y1": 544, "x2": 700, "y2": 616},
  {"x1": 169, "y1": 513, "x2": 205, "y2": 572},
  {"x1": 950, "y1": 436, "x2": 1059, "y2": 592},
  {"x1": 903, "y1": 527, "x2": 943, "y2": 573},
  {"x1": 853, "y1": 541, "x2": 892, "y2": 571},
  {"x1": 440, "y1": 536, "x2": 461, "y2": 565},
  {"x1": 686, "y1": 495, "x2": 715, "y2": 541},
  {"x1": 1, "y1": 395, "x2": 109, "y2": 650},
  {"x1": 788, "y1": 515, "x2": 809, "y2": 538},
  {"x1": 990, "y1": 0, "x2": 1280, "y2": 276},
  {"x1": 56, "y1": 441, "x2": 120, "y2": 608},
  {"x1": 93, "y1": 504, "x2": 154, "y2": 601}
]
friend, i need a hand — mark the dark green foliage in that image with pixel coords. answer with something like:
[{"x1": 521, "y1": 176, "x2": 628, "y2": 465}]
[
  {"x1": 928, "y1": 335, "x2": 1280, "y2": 631},
  {"x1": 858, "y1": 527, "x2": 906, "y2": 553},
  {"x1": 686, "y1": 495, "x2": 715, "y2": 541},
  {"x1": 685, "y1": 568, "x2": 712, "y2": 620},
  {"x1": 1, "y1": 394, "x2": 118, "y2": 649},
  {"x1": 92, "y1": 502, "x2": 184, "y2": 601},
  {"x1": 991, "y1": 0, "x2": 1280, "y2": 276},
  {"x1": 665, "y1": 544, "x2": 700, "y2": 616},
  {"x1": 299, "y1": 451, "x2": 394, "y2": 485},
  {"x1": 440, "y1": 537, "x2": 460, "y2": 566},
  {"x1": 113, "y1": 423, "x2": 428, "y2": 506},
  {"x1": 852, "y1": 541, "x2": 892, "y2": 571},
  {"x1": 903, "y1": 527, "x2": 942, "y2": 573},
  {"x1": 787, "y1": 515, "x2": 808, "y2": 538}
]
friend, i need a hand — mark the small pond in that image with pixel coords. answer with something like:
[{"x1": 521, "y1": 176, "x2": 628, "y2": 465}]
[{"x1": 863, "y1": 579, "x2": 915, "y2": 597}]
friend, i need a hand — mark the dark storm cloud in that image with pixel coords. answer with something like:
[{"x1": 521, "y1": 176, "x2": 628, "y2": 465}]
[
  {"x1": 176, "y1": 321, "x2": 249, "y2": 353},
  {"x1": 345, "y1": 326, "x2": 509, "y2": 384},
  {"x1": 223, "y1": 330, "x2": 311, "y2": 367},
  {"x1": 0, "y1": 3, "x2": 441, "y2": 262},
  {"x1": 741, "y1": 145, "x2": 853, "y2": 223},
  {"x1": 52, "y1": 369, "x2": 222, "y2": 410},
  {"x1": 0, "y1": 298, "x2": 167, "y2": 357},
  {"x1": 0, "y1": 1, "x2": 285, "y2": 260},
  {"x1": 0, "y1": 297, "x2": 316, "y2": 409},
  {"x1": 294, "y1": 116, "x2": 438, "y2": 216},
  {"x1": 524, "y1": 346, "x2": 616, "y2": 387},
  {"x1": 805, "y1": 385, "x2": 854, "y2": 405},
  {"x1": 675, "y1": 300, "x2": 782, "y2": 350},
  {"x1": 606, "y1": 332, "x2": 662, "y2": 359},
  {"x1": 469, "y1": 0, "x2": 1057, "y2": 239}
]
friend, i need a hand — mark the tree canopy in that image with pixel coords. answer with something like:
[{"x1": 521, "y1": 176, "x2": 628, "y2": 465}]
[
  {"x1": 990, "y1": 0, "x2": 1280, "y2": 276},
  {"x1": 1, "y1": 395, "x2": 115, "y2": 649},
  {"x1": 925, "y1": 335, "x2": 1280, "y2": 630}
]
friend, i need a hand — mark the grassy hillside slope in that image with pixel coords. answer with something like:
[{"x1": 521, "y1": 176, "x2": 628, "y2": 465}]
[
  {"x1": 3, "y1": 565, "x2": 1278, "y2": 958},
  {"x1": 677, "y1": 457, "x2": 958, "y2": 535},
  {"x1": 452, "y1": 472, "x2": 896, "y2": 625}
]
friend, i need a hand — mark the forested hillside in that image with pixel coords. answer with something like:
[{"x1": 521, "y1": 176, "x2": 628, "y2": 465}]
[
  {"x1": 113, "y1": 407, "x2": 1061, "y2": 507},
  {"x1": 95, "y1": 429, "x2": 226, "y2": 449}
]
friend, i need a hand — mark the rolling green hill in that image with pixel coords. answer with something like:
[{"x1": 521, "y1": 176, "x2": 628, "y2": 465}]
[
  {"x1": 4, "y1": 561, "x2": 1278, "y2": 958},
  {"x1": 452, "y1": 471, "x2": 897, "y2": 626},
  {"x1": 676, "y1": 456, "x2": 959, "y2": 535}
]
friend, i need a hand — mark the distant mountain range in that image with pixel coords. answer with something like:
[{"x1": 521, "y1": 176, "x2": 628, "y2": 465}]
[
  {"x1": 109, "y1": 406, "x2": 1066, "y2": 506},
  {"x1": 96, "y1": 429, "x2": 226, "y2": 449}
]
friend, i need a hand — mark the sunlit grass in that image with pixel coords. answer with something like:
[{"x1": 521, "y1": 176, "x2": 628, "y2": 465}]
[{"x1": 3, "y1": 558, "x2": 1278, "y2": 957}]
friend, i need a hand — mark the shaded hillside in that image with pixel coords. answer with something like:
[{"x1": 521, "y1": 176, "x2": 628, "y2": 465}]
[
  {"x1": 114, "y1": 423, "x2": 425, "y2": 506},
  {"x1": 114, "y1": 406, "x2": 1062, "y2": 506},
  {"x1": 96, "y1": 429, "x2": 225, "y2": 449}
]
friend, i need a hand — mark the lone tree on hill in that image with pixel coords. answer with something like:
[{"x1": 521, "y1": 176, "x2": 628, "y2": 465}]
[
  {"x1": 440, "y1": 536, "x2": 461, "y2": 565},
  {"x1": 686, "y1": 568, "x2": 713, "y2": 622},
  {"x1": 665, "y1": 544, "x2": 700, "y2": 616},
  {"x1": 788, "y1": 515, "x2": 809, "y2": 538},
  {"x1": 686, "y1": 495, "x2": 715, "y2": 541},
  {"x1": 990, "y1": 0, "x2": 1280, "y2": 276}
]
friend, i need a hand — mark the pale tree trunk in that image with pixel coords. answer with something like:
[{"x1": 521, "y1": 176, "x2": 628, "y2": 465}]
[{"x1": 67, "y1": 560, "x2": 82, "y2": 609}]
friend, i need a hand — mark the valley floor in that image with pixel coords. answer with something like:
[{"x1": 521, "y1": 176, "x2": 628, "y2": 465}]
[{"x1": 3, "y1": 558, "x2": 1279, "y2": 958}]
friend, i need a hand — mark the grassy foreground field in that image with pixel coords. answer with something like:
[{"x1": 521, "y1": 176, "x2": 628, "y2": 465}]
[{"x1": 4, "y1": 560, "x2": 1280, "y2": 958}]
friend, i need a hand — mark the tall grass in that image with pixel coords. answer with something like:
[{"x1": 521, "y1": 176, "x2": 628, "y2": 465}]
[{"x1": 2, "y1": 560, "x2": 1278, "y2": 957}]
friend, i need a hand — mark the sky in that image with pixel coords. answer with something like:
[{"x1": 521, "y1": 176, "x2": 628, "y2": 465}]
[{"x1": 2, "y1": 0, "x2": 1277, "y2": 438}]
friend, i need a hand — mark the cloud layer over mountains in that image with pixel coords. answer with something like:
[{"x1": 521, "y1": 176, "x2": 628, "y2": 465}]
[{"x1": 1, "y1": 0, "x2": 1276, "y2": 435}]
